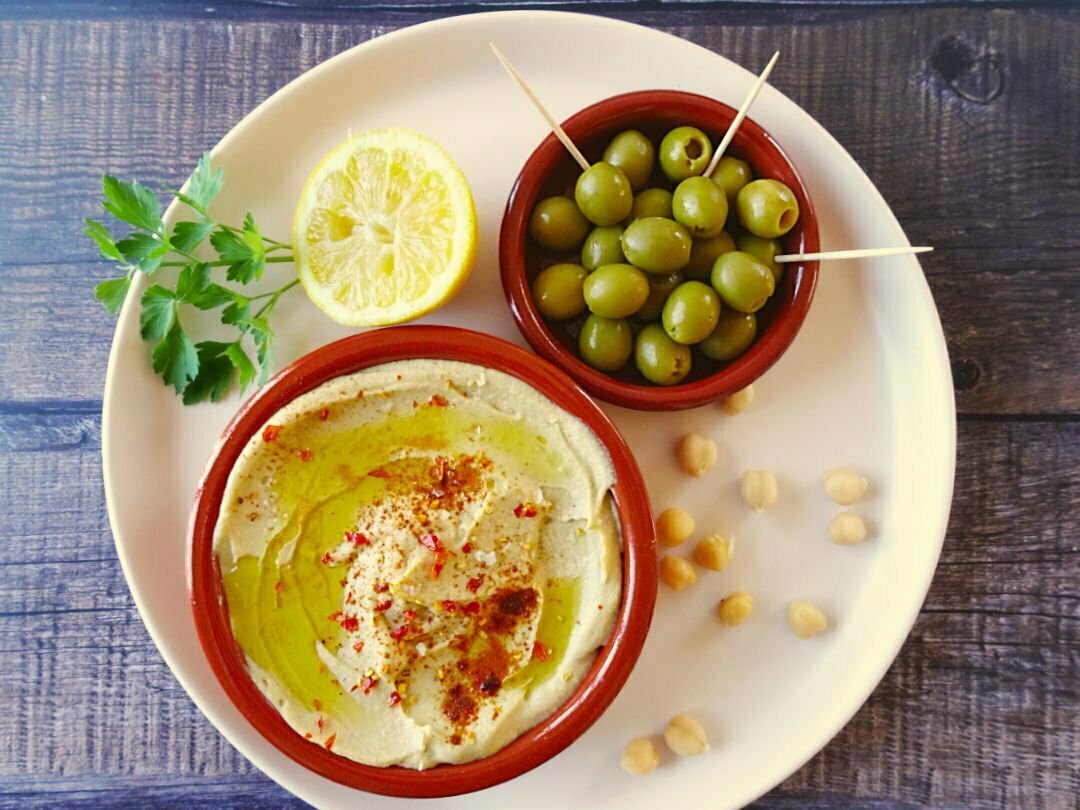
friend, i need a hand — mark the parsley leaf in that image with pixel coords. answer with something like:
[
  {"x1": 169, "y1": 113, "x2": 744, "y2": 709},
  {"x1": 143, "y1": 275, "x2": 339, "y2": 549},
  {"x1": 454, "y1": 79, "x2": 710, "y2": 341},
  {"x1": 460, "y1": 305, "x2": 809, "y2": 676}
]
[
  {"x1": 210, "y1": 213, "x2": 267, "y2": 284},
  {"x1": 186, "y1": 153, "x2": 224, "y2": 212},
  {"x1": 172, "y1": 220, "x2": 216, "y2": 254},
  {"x1": 94, "y1": 276, "x2": 132, "y2": 315},
  {"x1": 102, "y1": 175, "x2": 164, "y2": 234},
  {"x1": 192, "y1": 283, "x2": 237, "y2": 311},
  {"x1": 140, "y1": 285, "x2": 177, "y2": 340},
  {"x1": 226, "y1": 342, "x2": 257, "y2": 391},
  {"x1": 182, "y1": 341, "x2": 235, "y2": 405},
  {"x1": 84, "y1": 219, "x2": 125, "y2": 263},
  {"x1": 151, "y1": 322, "x2": 199, "y2": 393}
]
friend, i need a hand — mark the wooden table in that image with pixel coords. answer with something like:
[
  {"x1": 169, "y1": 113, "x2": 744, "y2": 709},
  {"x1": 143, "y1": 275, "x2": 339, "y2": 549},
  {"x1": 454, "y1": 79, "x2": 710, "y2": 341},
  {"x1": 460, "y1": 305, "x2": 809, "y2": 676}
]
[{"x1": 1, "y1": 2, "x2": 1077, "y2": 807}]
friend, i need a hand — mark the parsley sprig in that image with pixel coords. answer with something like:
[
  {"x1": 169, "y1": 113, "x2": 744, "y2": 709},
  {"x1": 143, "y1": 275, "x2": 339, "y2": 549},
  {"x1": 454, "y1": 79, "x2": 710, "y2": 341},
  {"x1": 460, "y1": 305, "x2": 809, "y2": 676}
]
[{"x1": 87, "y1": 153, "x2": 300, "y2": 404}]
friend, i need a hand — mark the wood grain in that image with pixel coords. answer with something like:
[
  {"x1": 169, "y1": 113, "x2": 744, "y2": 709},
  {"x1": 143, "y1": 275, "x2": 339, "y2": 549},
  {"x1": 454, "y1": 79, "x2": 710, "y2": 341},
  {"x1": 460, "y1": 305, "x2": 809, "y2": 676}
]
[{"x1": 0, "y1": 5, "x2": 1078, "y2": 809}]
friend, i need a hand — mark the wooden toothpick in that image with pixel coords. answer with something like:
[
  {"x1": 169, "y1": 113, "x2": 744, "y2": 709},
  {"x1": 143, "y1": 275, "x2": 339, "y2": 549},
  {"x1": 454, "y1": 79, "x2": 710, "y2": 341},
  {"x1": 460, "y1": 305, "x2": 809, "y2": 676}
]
[
  {"x1": 490, "y1": 43, "x2": 590, "y2": 172},
  {"x1": 774, "y1": 246, "x2": 934, "y2": 264},
  {"x1": 705, "y1": 51, "x2": 781, "y2": 178}
]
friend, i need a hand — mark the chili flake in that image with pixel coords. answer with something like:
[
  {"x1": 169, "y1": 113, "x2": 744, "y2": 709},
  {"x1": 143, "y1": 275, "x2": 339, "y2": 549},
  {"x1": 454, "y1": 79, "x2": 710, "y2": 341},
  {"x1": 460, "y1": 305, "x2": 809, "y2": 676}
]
[
  {"x1": 312, "y1": 698, "x2": 322, "y2": 711},
  {"x1": 373, "y1": 582, "x2": 389, "y2": 593},
  {"x1": 361, "y1": 675, "x2": 378, "y2": 694},
  {"x1": 462, "y1": 601, "x2": 481, "y2": 616},
  {"x1": 466, "y1": 576, "x2": 483, "y2": 593},
  {"x1": 513, "y1": 502, "x2": 538, "y2": 518},
  {"x1": 531, "y1": 641, "x2": 550, "y2": 663},
  {"x1": 389, "y1": 624, "x2": 409, "y2": 640},
  {"x1": 428, "y1": 394, "x2": 449, "y2": 408},
  {"x1": 274, "y1": 581, "x2": 284, "y2": 593},
  {"x1": 403, "y1": 609, "x2": 417, "y2": 621},
  {"x1": 368, "y1": 467, "x2": 391, "y2": 479},
  {"x1": 319, "y1": 408, "x2": 330, "y2": 421},
  {"x1": 441, "y1": 599, "x2": 458, "y2": 613},
  {"x1": 352, "y1": 640, "x2": 364, "y2": 653},
  {"x1": 375, "y1": 599, "x2": 392, "y2": 612},
  {"x1": 419, "y1": 534, "x2": 444, "y2": 553},
  {"x1": 324, "y1": 733, "x2": 336, "y2": 751},
  {"x1": 261, "y1": 425, "x2": 282, "y2": 442},
  {"x1": 345, "y1": 531, "x2": 369, "y2": 547},
  {"x1": 388, "y1": 691, "x2": 402, "y2": 708},
  {"x1": 321, "y1": 552, "x2": 333, "y2": 566},
  {"x1": 299, "y1": 449, "x2": 313, "y2": 462},
  {"x1": 316, "y1": 715, "x2": 324, "y2": 731},
  {"x1": 462, "y1": 543, "x2": 473, "y2": 554}
]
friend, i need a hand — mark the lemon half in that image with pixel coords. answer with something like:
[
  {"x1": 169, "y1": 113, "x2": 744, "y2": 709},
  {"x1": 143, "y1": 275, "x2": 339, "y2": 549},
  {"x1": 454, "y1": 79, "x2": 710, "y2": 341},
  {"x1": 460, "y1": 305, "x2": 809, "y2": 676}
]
[{"x1": 293, "y1": 128, "x2": 477, "y2": 326}]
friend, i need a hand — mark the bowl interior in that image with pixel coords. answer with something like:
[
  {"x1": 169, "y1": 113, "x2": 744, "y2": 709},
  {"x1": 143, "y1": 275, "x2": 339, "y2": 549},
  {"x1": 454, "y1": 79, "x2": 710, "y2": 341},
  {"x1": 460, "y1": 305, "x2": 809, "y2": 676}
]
[
  {"x1": 188, "y1": 326, "x2": 657, "y2": 798},
  {"x1": 501, "y1": 91, "x2": 820, "y2": 409}
]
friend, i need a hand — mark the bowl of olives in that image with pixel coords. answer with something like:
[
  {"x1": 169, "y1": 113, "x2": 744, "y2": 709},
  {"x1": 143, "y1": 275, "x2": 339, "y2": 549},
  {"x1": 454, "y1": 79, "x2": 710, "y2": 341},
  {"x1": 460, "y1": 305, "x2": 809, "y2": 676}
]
[{"x1": 499, "y1": 90, "x2": 820, "y2": 410}]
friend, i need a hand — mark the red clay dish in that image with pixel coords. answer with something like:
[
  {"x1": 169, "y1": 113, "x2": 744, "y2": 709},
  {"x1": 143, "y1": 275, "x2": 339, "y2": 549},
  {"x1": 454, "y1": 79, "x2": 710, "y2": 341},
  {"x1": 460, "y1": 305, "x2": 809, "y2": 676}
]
[
  {"x1": 188, "y1": 325, "x2": 657, "y2": 798},
  {"x1": 500, "y1": 90, "x2": 820, "y2": 410}
]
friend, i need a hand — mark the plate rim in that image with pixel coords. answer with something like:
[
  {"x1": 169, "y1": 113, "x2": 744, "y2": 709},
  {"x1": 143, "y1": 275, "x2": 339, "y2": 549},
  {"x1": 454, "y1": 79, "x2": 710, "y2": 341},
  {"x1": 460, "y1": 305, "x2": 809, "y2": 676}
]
[{"x1": 102, "y1": 10, "x2": 957, "y2": 808}]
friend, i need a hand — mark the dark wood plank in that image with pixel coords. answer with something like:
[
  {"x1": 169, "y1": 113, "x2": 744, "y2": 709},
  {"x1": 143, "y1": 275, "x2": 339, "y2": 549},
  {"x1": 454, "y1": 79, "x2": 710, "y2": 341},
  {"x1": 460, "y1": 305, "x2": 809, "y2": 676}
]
[
  {"x1": 1, "y1": 9, "x2": 1078, "y2": 412},
  {"x1": 0, "y1": 411, "x2": 1076, "y2": 807}
]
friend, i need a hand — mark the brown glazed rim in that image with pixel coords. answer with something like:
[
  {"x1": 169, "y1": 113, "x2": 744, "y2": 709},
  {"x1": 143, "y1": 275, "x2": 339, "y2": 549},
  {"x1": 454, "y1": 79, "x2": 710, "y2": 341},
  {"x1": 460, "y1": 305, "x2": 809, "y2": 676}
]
[
  {"x1": 500, "y1": 89, "x2": 820, "y2": 411},
  {"x1": 187, "y1": 325, "x2": 658, "y2": 798}
]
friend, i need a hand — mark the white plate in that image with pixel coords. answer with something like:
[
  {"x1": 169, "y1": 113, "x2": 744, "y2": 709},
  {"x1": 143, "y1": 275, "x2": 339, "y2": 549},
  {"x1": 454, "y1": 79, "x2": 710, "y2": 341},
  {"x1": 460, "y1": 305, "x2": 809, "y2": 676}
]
[{"x1": 103, "y1": 11, "x2": 955, "y2": 809}]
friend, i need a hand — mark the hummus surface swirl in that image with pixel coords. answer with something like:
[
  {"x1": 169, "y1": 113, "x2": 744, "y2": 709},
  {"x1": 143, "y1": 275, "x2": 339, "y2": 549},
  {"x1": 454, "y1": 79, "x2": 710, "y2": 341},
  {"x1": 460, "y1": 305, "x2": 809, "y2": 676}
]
[{"x1": 213, "y1": 359, "x2": 622, "y2": 767}]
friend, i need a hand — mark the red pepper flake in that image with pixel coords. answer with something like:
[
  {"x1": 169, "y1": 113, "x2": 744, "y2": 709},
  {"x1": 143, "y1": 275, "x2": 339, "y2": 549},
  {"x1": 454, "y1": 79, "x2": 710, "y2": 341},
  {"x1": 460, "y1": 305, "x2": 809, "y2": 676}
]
[
  {"x1": 403, "y1": 609, "x2": 417, "y2": 621},
  {"x1": 431, "y1": 550, "x2": 448, "y2": 580},
  {"x1": 428, "y1": 394, "x2": 449, "y2": 408},
  {"x1": 441, "y1": 599, "x2": 458, "y2": 613},
  {"x1": 361, "y1": 676, "x2": 378, "y2": 694},
  {"x1": 462, "y1": 601, "x2": 481, "y2": 616},
  {"x1": 375, "y1": 599, "x2": 392, "y2": 612},
  {"x1": 340, "y1": 616, "x2": 359, "y2": 633},
  {"x1": 389, "y1": 624, "x2": 409, "y2": 640},
  {"x1": 274, "y1": 581, "x2": 284, "y2": 593},
  {"x1": 513, "y1": 502, "x2": 538, "y2": 518},
  {"x1": 531, "y1": 642, "x2": 550, "y2": 663},
  {"x1": 299, "y1": 449, "x2": 313, "y2": 462},
  {"x1": 388, "y1": 691, "x2": 402, "y2": 708},
  {"x1": 316, "y1": 715, "x2": 324, "y2": 731},
  {"x1": 312, "y1": 698, "x2": 322, "y2": 711},
  {"x1": 261, "y1": 425, "x2": 282, "y2": 442},
  {"x1": 324, "y1": 733, "x2": 336, "y2": 751},
  {"x1": 419, "y1": 534, "x2": 444, "y2": 553},
  {"x1": 373, "y1": 581, "x2": 389, "y2": 593},
  {"x1": 319, "y1": 408, "x2": 329, "y2": 421},
  {"x1": 345, "y1": 531, "x2": 369, "y2": 547},
  {"x1": 321, "y1": 552, "x2": 334, "y2": 566},
  {"x1": 304, "y1": 732, "x2": 312, "y2": 739},
  {"x1": 352, "y1": 640, "x2": 364, "y2": 653},
  {"x1": 368, "y1": 467, "x2": 391, "y2": 479},
  {"x1": 462, "y1": 543, "x2": 473, "y2": 554},
  {"x1": 466, "y1": 576, "x2": 483, "y2": 593}
]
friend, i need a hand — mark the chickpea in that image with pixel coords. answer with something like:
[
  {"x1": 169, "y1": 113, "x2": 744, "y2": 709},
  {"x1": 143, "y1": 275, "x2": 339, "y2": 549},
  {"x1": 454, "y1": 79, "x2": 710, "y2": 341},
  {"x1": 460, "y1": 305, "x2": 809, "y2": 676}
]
[
  {"x1": 822, "y1": 466, "x2": 868, "y2": 505},
  {"x1": 717, "y1": 591, "x2": 754, "y2": 626},
  {"x1": 663, "y1": 713, "x2": 709, "y2": 757},
  {"x1": 620, "y1": 737, "x2": 660, "y2": 776},
  {"x1": 828, "y1": 511, "x2": 868, "y2": 544},
  {"x1": 693, "y1": 534, "x2": 734, "y2": 571},
  {"x1": 656, "y1": 507, "x2": 695, "y2": 548},
  {"x1": 787, "y1": 600, "x2": 828, "y2": 639},
  {"x1": 659, "y1": 555, "x2": 697, "y2": 590},
  {"x1": 739, "y1": 469, "x2": 778, "y2": 511},
  {"x1": 720, "y1": 384, "x2": 754, "y2": 415},
  {"x1": 676, "y1": 432, "x2": 718, "y2": 477}
]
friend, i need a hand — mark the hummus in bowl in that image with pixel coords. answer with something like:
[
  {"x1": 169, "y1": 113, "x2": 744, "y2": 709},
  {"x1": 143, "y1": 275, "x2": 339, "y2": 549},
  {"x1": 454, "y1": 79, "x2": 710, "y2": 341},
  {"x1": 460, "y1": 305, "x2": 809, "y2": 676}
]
[
  {"x1": 189, "y1": 327, "x2": 656, "y2": 797},
  {"x1": 215, "y1": 359, "x2": 621, "y2": 767}
]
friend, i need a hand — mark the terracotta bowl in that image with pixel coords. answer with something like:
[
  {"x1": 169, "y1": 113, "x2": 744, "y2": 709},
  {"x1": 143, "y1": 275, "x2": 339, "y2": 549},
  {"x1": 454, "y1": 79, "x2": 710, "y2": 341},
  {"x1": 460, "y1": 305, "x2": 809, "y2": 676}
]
[
  {"x1": 500, "y1": 90, "x2": 820, "y2": 411},
  {"x1": 188, "y1": 325, "x2": 657, "y2": 798}
]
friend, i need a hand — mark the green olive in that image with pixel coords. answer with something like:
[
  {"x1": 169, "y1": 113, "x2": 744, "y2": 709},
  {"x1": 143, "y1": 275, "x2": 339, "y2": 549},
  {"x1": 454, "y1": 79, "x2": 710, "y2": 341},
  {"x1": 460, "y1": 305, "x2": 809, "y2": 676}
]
[
  {"x1": 575, "y1": 163, "x2": 633, "y2": 226},
  {"x1": 672, "y1": 176, "x2": 728, "y2": 238},
  {"x1": 736, "y1": 179, "x2": 800, "y2": 238},
  {"x1": 658, "y1": 126, "x2": 713, "y2": 182},
  {"x1": 710, "y1": 251, "x2": 776, "y2": 313},
  {"x1": 529, "y1": 196, "x2": 590, "y2": 251},
  {"x1": 736, "y1": 233, "x2": 784, "y2": 285},
  {"x1": 583, "y1": 263, "x2": 650, "y2": 319},
  {"x1": 684, "y1": 232, "x2": 736, "y2": 281},
  {"x1": 602, "y1": 130, "x2": 655, "y2": 192},
  {"x1": 620, "y1": 217, "x2": 693, "y2": 274},
  {"x1": 635, "y1": 323, "x2": 692, "y2": 385},
  {"x1": 531, "y1": 263, "x2": 588, "y2": 321},
  {"x1": 635, "y1": 272, "x2": 683, "y2": 321},
  {"x1": 661, "y1": 280, "x2": 721, "y2": 345},
  {"x1": 700, "y1": 310, "x2": 758, "y2": 361},
  {"x1": 581, "y1": 226, "x2": 625, "y2": 271},
  {"x1": 628, "y1": 188, "x2": 674, "y2": 222},
  {"x1": 711, "y1": 156, "x2": 753, "y2": 202},
  {"x1": 578, "y1": 314, "x2": 632, "y2": 371}
]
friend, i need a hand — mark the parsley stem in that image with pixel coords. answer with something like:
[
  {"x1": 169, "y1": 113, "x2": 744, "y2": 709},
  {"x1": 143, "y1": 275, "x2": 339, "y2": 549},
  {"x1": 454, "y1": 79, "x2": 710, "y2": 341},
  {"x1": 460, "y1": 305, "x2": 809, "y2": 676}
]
[{"x1": 158, "y1": 256, "x2": 294, "y2": 268}]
